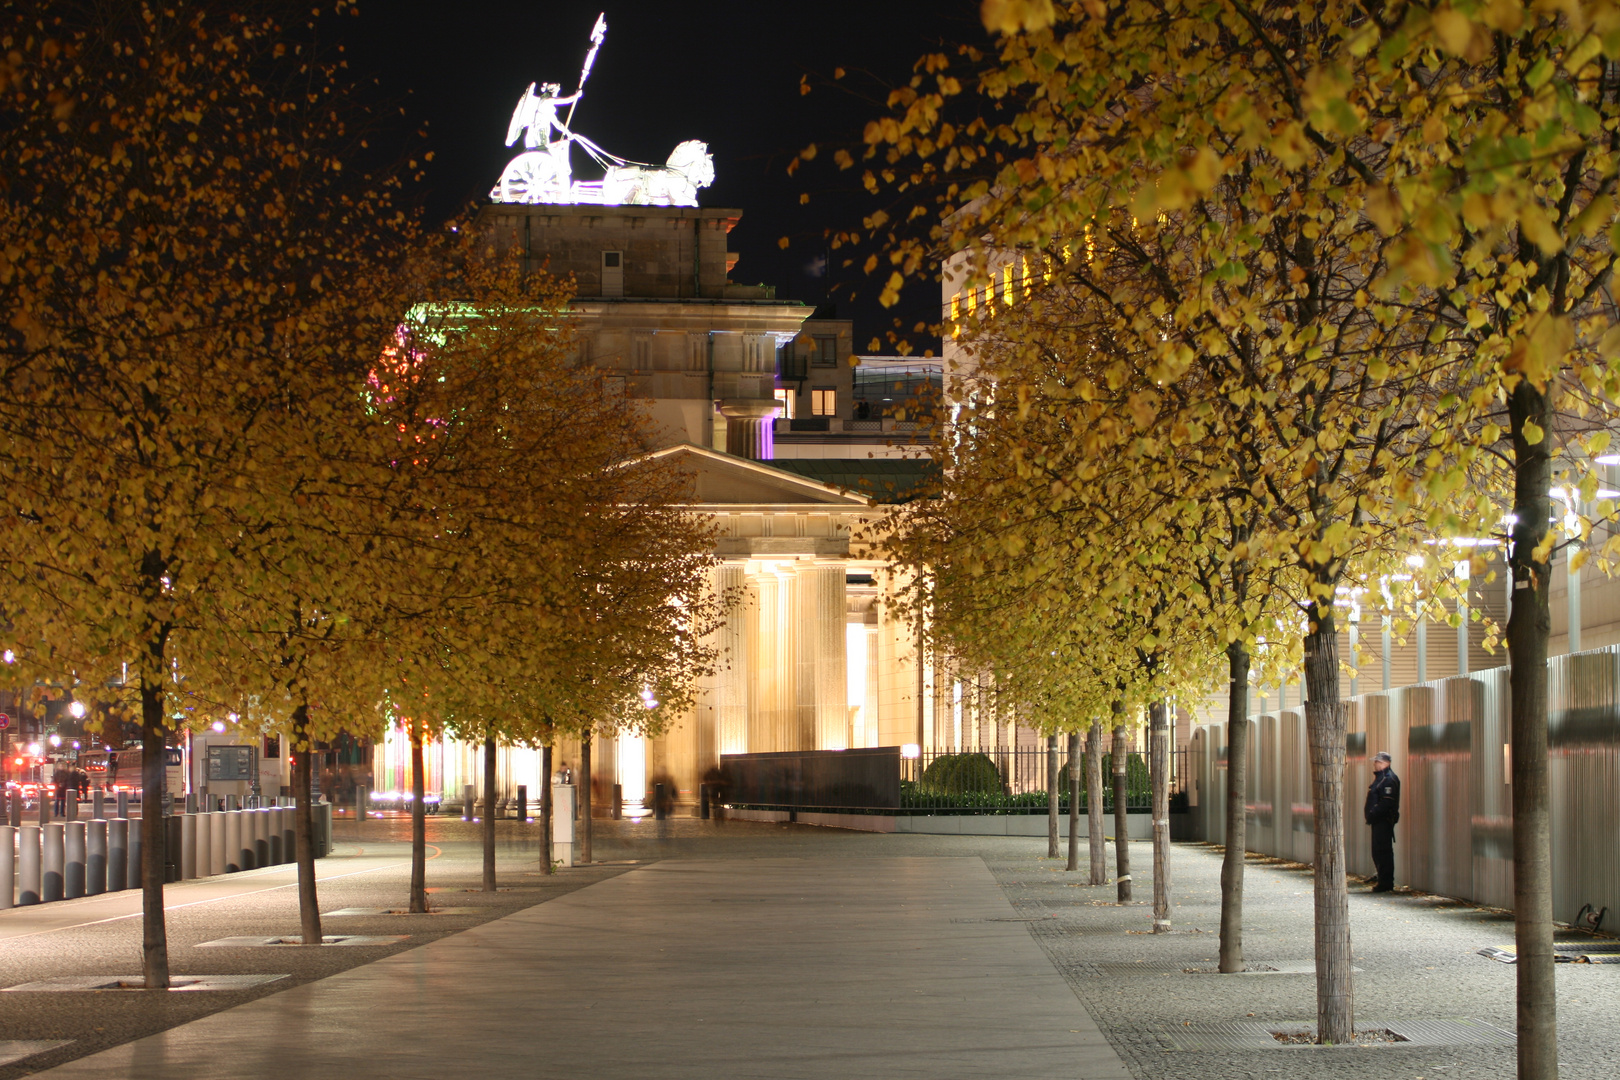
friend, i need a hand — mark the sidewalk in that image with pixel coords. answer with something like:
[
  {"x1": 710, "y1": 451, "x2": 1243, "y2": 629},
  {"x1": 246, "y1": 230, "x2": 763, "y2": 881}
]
[{"x1": 24, "y1": 853, "x2": 1132, "y2": 1080}]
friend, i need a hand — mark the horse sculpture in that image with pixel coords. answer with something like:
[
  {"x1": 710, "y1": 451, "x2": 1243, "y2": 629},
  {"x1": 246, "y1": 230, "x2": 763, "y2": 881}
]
[{"x1": 601, "y1": 141, "x2": 715, "y2": 207}]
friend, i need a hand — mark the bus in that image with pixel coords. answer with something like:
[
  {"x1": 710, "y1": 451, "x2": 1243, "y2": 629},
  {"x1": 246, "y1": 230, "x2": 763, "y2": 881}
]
[{"x1": 106, "y1": 747, "x2": 184, "y2": 801}]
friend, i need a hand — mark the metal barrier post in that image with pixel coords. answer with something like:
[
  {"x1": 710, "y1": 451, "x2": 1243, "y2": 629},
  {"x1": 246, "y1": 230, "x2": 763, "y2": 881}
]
[
  {"x1": 116, "y1": 790, "x2": 128, "y2": 819},
  {"x1": 180, "y1": 813, "x2": 197, "y2": 879},
  {"x1": 254, "y1": 808, "x2": 270, "y2": 867},
  {"x1": 127, "y1": 816, "x2": 142, "y2": 889},
  {"x1": 107, "y1": 818, "x2": 128, "y2": 891},
  {"x1": 0, "y1": 824, "x2": 13, "y2": 907},
  {"x1": 18, "y1": 824, "x2": 41, "y2": 904},
  {"x1": 65, "y1": 821, "x2": 86, "y2": 898},
  {"x1": 42, "y1": 821, "x2": 64, "y2": 902},
  {"x1": 86, "y1": 819, "x2": 107, "y2": 894}
]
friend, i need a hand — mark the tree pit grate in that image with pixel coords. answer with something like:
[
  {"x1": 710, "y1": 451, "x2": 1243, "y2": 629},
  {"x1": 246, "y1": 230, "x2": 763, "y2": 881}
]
[
  {"x1": 4, "y1": 974, "x2": 287, "y2": 993},
  {"x1": 1156, "y1": 1018, "x2": 1515, "y2": 1051},
  {"x1": 197, "y1": 935, "x2": 408, "y2": 948}
]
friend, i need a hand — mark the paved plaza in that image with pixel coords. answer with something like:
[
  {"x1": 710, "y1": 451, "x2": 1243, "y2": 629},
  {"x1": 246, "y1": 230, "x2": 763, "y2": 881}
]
[{"x1": 1, "y1": 816, "x2": 1617, "y2": 1079}]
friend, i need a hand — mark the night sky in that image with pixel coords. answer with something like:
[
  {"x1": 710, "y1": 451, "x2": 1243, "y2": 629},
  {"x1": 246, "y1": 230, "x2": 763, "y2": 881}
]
[{"x1": 343, "y1": 1, "x2": 984, "y2": 351}]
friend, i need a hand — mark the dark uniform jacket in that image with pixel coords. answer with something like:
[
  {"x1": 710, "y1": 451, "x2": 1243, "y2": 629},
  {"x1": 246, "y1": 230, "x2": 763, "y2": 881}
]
[{"x1": 1365, "y1": 768, "x2": 1400, "y2": 825}]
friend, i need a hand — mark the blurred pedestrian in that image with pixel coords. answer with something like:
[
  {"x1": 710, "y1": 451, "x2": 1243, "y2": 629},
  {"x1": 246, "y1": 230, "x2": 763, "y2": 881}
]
[{"x1": 51, "y1": 762, "x2": 69, "y2": 815}]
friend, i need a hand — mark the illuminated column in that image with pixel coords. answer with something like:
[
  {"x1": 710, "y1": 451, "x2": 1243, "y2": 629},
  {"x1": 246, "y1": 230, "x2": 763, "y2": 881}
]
[
  {"x1": 865, "y1": 624, "x2": 880, "y2": 748},
  {"x1": 719, "y1": 400, "x2": 777, "y2": 461},
  {"x1": 714, "y1": 563, "x2": 750, "y2": 755},
  {"x1": 796, "y1": 561, "x2": 848, "y2": 751}
]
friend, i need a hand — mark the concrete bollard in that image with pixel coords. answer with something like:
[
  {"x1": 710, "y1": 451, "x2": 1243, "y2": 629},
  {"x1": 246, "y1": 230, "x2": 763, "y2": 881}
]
[
  {"x1": 93, "y1": 790, "x2": 105, "y2": 820},
  {"x1": 18, "y1": 824, "x2": 41, "y2": 904},
  {"x1": 9, "y1": 788, "x2": 21, "y2": 828},
  {"x1": 86, "y1": 819, "x2": 107, "y2": 895},
  {"x1": 0, "y1": 824, "x2": 13, "y2": 908},
  {"x1": 65, "y1": 790, "x2": 77, "y2": 822},
  {"x1": 127, "y1": 817, "x2": 142, "y2": 889},
  {"x1": 180, "y1": 813, "x2": 197, "y2": 880},
  {"x1": 42, "y1": 821, "x2": 64, "y2": 902},
  {"x1": 516, "y1": 785, "x2": 528, "y2": 823},
  {"x1": 253, "y1": 808, "x2": 269, "y2": 868},
  {"x1": 107, "y1": 818, "x2": 128, "y2": 891},
  {"x1": 116, "y1": 791, "x2": 128, "y2": 819},
  {"x1": 65, "y1": 821, "x2": 86, "y2": 898},
  {"x1": 209, "y1": 811, "x2": 226, "y2": 876}
]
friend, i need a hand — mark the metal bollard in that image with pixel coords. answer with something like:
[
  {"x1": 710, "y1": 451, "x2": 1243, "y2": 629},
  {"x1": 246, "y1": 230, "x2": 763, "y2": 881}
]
[
  {"x1": 700, "y1": 783, "x2": 710, "y2": 820},
  {"x1": 65, "y1": 821, "x2": 86, "y2": 898},
  {"x1": 238, "y1": 809, "x2": 257, "y2": 871},
  {"x1": 0, "y1": 824, "x2": 13, "y2": 908},
  {"x1": 463, "y1": 783, "x2": 476, "y2": 820},
  {"x1": 516, "y1": 784, "x2": 527, "y2": 823},
  {"x1": 42, "y1": 822, "x2": 64, "y2": 902},
  {"x1": 654, "y1": 782, "x2": 666, "y2": 821},
  {"x1": 180, "y1": 813, "x2": 197, "y2": 879},
  {"x1": 93, "y1": 790, "x2": 105, "y2": 820},
  {"x1": 116, "y1": 790, "x2": 128, "y2": 819},
  {"x1": 38, "y1": 789, "x2": 49, "y2": 826},
  {"x1": 86, "y1": 819, "x2": 107, "y2": 895},
  {"x1": 281, "y1": 808, "x2": 295, "y2": 863},
  {"x1": 267, "y1": 808, "x2": 282, "y2": 865},
  {"x1": 194, "y1": 812, "x2": 211, "y2": 877},
  {"x1": 65, "y1": 790, "x2": 77, "y2": 822},
  {"x1": 18, "y1": 824, "x2": 41, "y2": 904},
  {"x1": 107, "y1": 818, "x2": 128, "y2": 891},
  {"x1": 358, "y1": 785, "x2": 368, "y2": 822},
  {"x1": 127, "y1": 817, "x2": 142, "y2": 889},
  {"x1": 209, "y1": 811, "x2": 226, "y2": 875},
  {"x1": 253, "y1": 808, "x2": 270, "y2": 868},
  {"x1": 9, "y1": 788, "x2": 20, "y2": 828},
  {"x1": 224, "y1": 794, "x2": 239, "y2": 812}
]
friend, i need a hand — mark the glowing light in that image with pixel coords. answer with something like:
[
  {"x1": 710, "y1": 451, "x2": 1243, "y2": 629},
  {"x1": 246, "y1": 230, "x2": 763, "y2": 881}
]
[
  {"x1": 48, "y1": 734, "x2": 61, "y2": 747},
  {"x1": 68, "y1": 701, "x2": 86, "y2": 719},
  {"x1": 1597, "y1": 454, "x2": 1620, "y2": 465},
  {"x1": 901, "y1": 743, "x2": 921, "y2": 759},
  {"x1": 1405, "y1": 555, "x2": 1425, "y2": 568},
  {"x1": 1, "y1": 649, "x2": 12, "y2": 663},
  {"x1": 212, "y1": 721, "x2": 226, "y2": 733}
]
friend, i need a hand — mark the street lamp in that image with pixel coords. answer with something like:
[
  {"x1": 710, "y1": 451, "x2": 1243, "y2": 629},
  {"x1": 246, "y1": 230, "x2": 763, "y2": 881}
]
[{"x1": 68, "y1": 701, "x2": 86, "y2": 719}]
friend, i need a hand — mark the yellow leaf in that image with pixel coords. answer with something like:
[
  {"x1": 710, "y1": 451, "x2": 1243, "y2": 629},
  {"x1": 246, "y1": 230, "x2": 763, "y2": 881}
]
[
  {"x1": 981, "y1": 0, "x2": 1057, "y2": 34},
  {"x1": 1521, "y1": 419, "x2": 1545, "y2": 445},
  {"x1": 1431, "y1": 8, "x2": 1474, "y2": 55}
]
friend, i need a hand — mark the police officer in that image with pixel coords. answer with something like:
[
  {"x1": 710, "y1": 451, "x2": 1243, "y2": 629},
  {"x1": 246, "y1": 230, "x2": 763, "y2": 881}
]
[{"x1": 1365, "y1": 751, "x2": 1400, "y2": 893}]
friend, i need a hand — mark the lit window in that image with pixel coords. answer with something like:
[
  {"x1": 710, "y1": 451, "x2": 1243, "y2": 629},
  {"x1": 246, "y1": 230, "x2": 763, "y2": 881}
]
[
  {"x1": 1002, "y1": 265, "x2": 1013, "y2": 305},
  {"x1": 774, "y1": 387, "x2": 796, "y2": 419},
  {"x1": 812, "y1": 388, "x2": 836, "y2": 416}
]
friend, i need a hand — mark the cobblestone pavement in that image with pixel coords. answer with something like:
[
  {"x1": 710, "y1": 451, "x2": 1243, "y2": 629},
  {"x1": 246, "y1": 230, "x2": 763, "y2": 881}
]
[{"x1": 979, "y1": 831, "x2": 1620, "y2": 1080}]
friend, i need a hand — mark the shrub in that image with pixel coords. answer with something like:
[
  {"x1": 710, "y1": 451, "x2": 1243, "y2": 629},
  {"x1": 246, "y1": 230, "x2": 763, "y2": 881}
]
[{"x1": 919, "y1": 752, "x2": 1006, "y2": 796}]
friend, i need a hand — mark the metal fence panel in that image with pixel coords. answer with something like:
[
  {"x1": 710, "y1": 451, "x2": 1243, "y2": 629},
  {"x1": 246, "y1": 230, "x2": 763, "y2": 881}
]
[
  {"x1": 722, "y1": 747, "x2": 900, "y2": 811},
  {"x1": 1549, "y1": 648, "x2": 1620, "y2": 926},
  {"x1": 1248, "y1": 718, "x2": 1273, "y2": 857},
  {"x1": 1470, "y1": 666, "x2": 1514, "y2": 910}
]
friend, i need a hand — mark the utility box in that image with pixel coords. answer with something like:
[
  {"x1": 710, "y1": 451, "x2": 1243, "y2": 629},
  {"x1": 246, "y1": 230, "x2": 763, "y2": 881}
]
[{"x1": 551, "y1": 784, "x2": 576, "y2": 868}]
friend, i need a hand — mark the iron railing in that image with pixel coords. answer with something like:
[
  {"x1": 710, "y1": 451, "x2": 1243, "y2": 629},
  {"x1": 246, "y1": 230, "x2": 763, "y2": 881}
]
[{"x1": 898, "y1": 748, "x2": 1186, "y2": 815}]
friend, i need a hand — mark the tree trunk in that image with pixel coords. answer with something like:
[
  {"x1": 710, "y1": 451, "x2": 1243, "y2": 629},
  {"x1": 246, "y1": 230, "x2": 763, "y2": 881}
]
[
  {"x1": 1048, "y1": 734, "x2": 1061, "y2": 860},
  {"x1": 1220, "y1": 639, "x2": 1251, "y2": 973},
  {"x1": 139, "y1": 675, "x2": 169, "y2": 989},
  {"x1": 1065, "y1": 732, "x2": 1080, "y2": 871},
  {"x1": 1112, "y1": 711, "x2": 1131, "y2": 902},
  {"x1": 292, "y1": 704, "x2": 321, "y2": 946},
  {"x1": 1150, "y1": 698, "x2": 1171, "y2": 932},
  {"x1": 1507, "y1": 375, "x2": 1557, "y2": 1080},
  {"x1": 1303, "y1": 600, "x2": 1353, "y2": 1043},
  {"x1": 482, "y1": 731, "x2": 498, "y2": 891},
  {"x1": 408, "y1": 716, "x2": 427, "y2": 913},
  {"x1": 1088, "y1": 718, "x2": 1106, "y2": 885},
  {"x1": 541, "y1": 742, "x2": 554, "y2": 875},
  {"x1": 580, "y1": 732, "x2": 593, "y2": 865}
]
